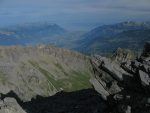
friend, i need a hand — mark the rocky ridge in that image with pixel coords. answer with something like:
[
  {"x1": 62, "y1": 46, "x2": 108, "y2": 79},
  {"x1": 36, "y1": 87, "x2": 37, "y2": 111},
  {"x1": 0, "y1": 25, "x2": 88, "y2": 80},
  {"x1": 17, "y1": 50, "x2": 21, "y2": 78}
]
[
  {"x1": 90, "y1": 42, "x2": 150, "y2": 113},
  {"x1": 0, "y1": 42, "x2": 149, "y2": 113},
  {"x1": 0, "y1": 45, "x2": 93, "y2": 113},
  {"x1": 0, "y1": 45, "x2": 92, "y2": 102}
]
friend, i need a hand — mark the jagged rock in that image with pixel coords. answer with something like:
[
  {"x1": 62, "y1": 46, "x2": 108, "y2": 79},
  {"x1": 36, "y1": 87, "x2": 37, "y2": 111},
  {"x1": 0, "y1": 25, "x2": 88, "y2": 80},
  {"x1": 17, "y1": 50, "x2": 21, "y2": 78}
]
[
  {"x1": 121, "y1": 61, "x2": 135, "y2": 74},
  {"x1": 108, "y1": 81, "x2": 122, "y2": 94},
  {"x1": 111, "y1": 48, "x2": 135, "y2": 63},
  {"x1": 121, "y1": 62, "x2": 133, "y2": 73},
  {"x1": 90, "y1": 56, "x2": 123, "y2": 99},
  {"x1": 143, "y1": 64, "x2": 150, "y2": 73},
  {"x1": 92, "y1": 55, "x2": 125, "y2": 81},
  {"x1": 133, "y1": 60, "x2": 141, "y2": 68},
  {"x1": 117, "y1": 105, "x2": 131, "y2": 113},
  {"x1": 90, "y1": 42, "x2": 150, "y2": 113},
  {"x1": 113, "y1": 94, "x2": 124, "y2": 101},
  {"x1": 102, "y1": 62, "x2": 124, "y2": 81},
  {"x1": 0, "y1": 98, "x2": 26, "y2": 113},
  {"x1": 139, "y1": 70, "x2": 150, "y2": 87},
  {"x1": 90, "y1": 78, "x2": 109, "y2": 100}
]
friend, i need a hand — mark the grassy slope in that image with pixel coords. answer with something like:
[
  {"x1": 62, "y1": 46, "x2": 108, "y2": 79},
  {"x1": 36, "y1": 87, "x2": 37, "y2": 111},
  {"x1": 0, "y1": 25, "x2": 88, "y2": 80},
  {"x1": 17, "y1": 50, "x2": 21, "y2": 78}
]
[{"x1": 29, "y1": 60, "x2": 92, "y2": 92}]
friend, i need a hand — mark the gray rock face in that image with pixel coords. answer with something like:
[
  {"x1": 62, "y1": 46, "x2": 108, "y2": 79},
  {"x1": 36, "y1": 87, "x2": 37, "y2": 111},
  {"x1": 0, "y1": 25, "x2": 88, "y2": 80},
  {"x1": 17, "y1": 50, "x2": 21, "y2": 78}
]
[
  {"x1": 90, "y1": 42, "x2": 150, "y2": 113},
  {"x1": 90, "y1": 78, "x2": 110, "y2": 100},
  {"x1": 0, "y1": 98, "x2": 26, "y2": 113},
  {"x1": 139, "y1": 70, "x2": 150, "y2": 86},
  {"x1": 111, "y1": 48, "x2": 135, "y2": 63}
]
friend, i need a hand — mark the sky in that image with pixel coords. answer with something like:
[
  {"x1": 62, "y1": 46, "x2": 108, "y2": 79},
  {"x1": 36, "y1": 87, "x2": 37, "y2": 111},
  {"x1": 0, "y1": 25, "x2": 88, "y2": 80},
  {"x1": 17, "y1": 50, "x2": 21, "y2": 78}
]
[{"x1": 0, "y1": 0, "x2": 150, "y2": 30}]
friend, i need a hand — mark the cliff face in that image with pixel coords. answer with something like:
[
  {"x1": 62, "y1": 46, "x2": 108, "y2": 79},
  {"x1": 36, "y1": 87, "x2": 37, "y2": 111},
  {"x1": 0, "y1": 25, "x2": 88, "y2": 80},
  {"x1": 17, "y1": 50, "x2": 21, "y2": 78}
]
[
  {"x1": 90, "y1": 42, "x2": 150, "y2": 113},
  {"x1": 0, "y1": 45, "x2": 92, "y2": 101}
]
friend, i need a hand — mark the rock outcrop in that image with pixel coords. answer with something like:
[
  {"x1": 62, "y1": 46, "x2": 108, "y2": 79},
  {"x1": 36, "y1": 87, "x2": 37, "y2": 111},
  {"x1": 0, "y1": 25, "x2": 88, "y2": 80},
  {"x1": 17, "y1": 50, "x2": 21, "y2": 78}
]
[
  {"x1": 90, "y1": 42, "x2": 150, "y2": 113},
  {"x1": 0, "y1": 97, "x2": 26, "y2": 113},
  {"x1": 111, "y1": 48, "x2": 135, "y2": 63}
]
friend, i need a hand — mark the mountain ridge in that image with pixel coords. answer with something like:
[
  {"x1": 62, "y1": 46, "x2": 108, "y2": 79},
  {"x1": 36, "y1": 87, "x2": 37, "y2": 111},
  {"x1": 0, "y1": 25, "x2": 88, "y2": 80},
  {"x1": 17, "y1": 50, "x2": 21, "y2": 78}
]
[
  {"x1": 0, "y1": 45, "x2": 92, "y2": 101},
  {"x1": 74, "y1": 21, "x2": 150, "y2": 55},
  {"x1": 0, "y1": 21, "x2": 150, "y2": 55},
  {"x1": 0, "y1": 22, "x2": 67, "y2": 45}
]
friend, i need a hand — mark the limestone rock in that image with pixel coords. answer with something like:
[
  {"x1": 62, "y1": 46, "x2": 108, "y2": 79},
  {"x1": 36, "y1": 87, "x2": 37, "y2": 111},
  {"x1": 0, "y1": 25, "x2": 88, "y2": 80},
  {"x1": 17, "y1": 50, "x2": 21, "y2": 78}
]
[
  {"x1": 90, "y1": 78, "x2": 109, "y2": 100},
  {"x1": 0, "y1": 98, "x2": 26, "y2": 113},
  {"x1": 139, "y1": 70, "x2": 150, "y2": 86},
  {"x1": 111, "y1": 48, "x2": 135, "y2": 63},
  {"x1": 90, "y1": 42, "x2": 150, "y2": 113}
]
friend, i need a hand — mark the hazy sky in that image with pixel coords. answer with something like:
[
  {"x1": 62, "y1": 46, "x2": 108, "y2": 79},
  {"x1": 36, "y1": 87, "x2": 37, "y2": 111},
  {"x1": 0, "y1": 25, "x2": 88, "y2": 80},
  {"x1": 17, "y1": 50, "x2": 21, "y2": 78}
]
[{"x1": 0, "y1": 0, "x2": 150, "y2": 30}]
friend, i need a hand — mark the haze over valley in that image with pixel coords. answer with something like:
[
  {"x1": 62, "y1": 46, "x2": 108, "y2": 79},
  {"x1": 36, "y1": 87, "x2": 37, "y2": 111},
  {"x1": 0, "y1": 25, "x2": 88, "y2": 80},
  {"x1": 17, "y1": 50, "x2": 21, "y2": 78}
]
[{"x1": 0, "y1": 21, "x2": 150, "y2": 55}]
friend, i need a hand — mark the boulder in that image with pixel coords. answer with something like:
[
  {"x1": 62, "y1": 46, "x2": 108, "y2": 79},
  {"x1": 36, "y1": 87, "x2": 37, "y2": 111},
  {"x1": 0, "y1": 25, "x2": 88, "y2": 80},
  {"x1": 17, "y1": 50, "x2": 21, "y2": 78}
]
[
  {"x1": 90, "y1": 78, "x2": 109, "y2": 100},
  {"x1": 139, "y1": 70, "x2": 150, "y2": 87},
  {"x1": 102, "y1": 62, "x2": 124, "y2": 81}
]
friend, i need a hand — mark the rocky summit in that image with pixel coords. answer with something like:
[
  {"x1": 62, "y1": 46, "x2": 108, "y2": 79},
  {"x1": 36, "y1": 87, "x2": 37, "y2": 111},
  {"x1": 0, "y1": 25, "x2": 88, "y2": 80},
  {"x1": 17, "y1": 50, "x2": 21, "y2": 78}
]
[
  {"x1": 0, "y1": 42, "x2": 149, "y2": 113},
  {"x1": 90, "y1": 42, "x2": 150, "y2": 113}
]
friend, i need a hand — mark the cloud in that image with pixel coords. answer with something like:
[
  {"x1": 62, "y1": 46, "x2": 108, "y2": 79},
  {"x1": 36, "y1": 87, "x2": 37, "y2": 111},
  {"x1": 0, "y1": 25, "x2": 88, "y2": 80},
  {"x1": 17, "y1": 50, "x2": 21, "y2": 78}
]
[
  {"x1": 1, "y1": 0, "x2": 150, "y2": 14},
  {"x1": 0, "y1": 0, "x2": 150, "y2": 30}
]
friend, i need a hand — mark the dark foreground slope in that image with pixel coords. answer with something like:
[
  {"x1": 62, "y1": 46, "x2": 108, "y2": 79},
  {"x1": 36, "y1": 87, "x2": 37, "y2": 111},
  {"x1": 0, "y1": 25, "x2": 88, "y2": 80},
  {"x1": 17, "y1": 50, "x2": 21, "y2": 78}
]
[
  {"x1": 22, "y1": 89, "x2": 107, "y2": 113},
  {"x1": 0, "y1": 89, "x2": 107, "y2": 113}
]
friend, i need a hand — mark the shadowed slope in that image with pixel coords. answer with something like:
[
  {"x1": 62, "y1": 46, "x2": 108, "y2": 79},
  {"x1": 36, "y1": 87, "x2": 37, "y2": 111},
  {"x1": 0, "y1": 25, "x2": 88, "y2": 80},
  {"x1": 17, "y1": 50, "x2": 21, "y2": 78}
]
[{"x1": 0, "y1": 89, "x2": 107, "y2": 113}]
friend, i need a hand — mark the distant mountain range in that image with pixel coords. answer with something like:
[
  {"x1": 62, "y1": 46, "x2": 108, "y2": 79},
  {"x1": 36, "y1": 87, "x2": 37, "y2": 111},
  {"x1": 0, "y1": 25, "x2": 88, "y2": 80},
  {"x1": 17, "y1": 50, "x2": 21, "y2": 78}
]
[
  {"x1": 74, "y1": 21, "x2": 150, "y2": 55},
  {"x1": 0, "y1": 21, "x2": 150, "y2": 55},
  {"x1": 0, "y1": 23, "x2": 67, "y2": 45}
]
